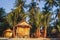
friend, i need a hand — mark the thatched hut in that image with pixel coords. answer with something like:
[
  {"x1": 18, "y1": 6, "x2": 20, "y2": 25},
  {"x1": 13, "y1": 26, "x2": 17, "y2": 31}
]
[
  {"x1": 3, "y1": 29, "x2": 12, "y2": 38},
  {"x1": 14, "y1": 20, "x2": 31, "y2": 38}
]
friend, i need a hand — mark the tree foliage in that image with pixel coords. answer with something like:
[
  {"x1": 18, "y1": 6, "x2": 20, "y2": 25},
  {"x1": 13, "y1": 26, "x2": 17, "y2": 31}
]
[{"x1": 0, "y1": 0, "x2": 60, "y2": 38}]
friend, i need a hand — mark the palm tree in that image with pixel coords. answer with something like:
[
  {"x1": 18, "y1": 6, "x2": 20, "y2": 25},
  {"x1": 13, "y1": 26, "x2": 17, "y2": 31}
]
[
  {"x1": 44, "y1": 0, "x2": 58, "y2": 7},
  {"x1": 5, "y1": 0, "x2": 27, "y2": 37},
  {"x1": 27, "y1": 0, "x2": 46, "y2": 37},
  {"x1": 44, "y1": 13, "x2": 51, "y2": 37},
  {"x1": 42, "y1": 5, "x2": 51, "y2": 37},
  {"x1": 28, "y1": 2, "x2": 37, "y2": 37}
]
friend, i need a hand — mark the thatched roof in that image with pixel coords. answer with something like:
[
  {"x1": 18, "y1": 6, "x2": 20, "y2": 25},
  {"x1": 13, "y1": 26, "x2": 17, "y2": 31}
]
[
  {"x1": 4, "y1": 29, "x2": 12, "y2": 32},
  {"x1": 15, "y1": 20, "x2": 31, "y2": 28}
]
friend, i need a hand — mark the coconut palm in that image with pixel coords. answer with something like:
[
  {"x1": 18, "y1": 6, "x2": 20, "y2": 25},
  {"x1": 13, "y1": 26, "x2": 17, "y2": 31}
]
[
  {"x1": 44, "y1": 0, "x2": 58, "y2": 7},
  {"x1": 5, "y1": 0, "x2": 27, "y2": 37},
  {"x1": 43, "y1": 13, "x2": 51, "y2": 37},
  {"x1": 42, "y1": 4, "x2": 52, "y2": 37},
  {"x1": 27, "y1": 0, "x2": 48, "y2": 37}
]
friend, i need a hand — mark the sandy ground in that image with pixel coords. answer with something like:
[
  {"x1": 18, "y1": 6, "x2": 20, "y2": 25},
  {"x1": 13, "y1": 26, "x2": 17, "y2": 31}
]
[{"x1": 0, "y1": 38, "x2": 60, "y2": 40}]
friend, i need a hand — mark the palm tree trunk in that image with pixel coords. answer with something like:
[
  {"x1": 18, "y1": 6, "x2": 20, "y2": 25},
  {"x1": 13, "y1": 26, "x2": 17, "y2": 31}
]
[
  {"x1": 35, "y1": 28, "x2": 41, "y2": 38},
  {"x1": 13, "y1": 26, "x2": 15, "y2": 37},
  {"x1": 44, "y1": 19, "x2": 47, "y2": 38},
  {"x1": 44, "y1": 26, "x2": 47, "y2": 38},
  {"x1": 13, "y1": 16, "x2": 17, "y2": 37},
  {"x1": 13, "y1": 21, "x2": 16, "y2": 38}
]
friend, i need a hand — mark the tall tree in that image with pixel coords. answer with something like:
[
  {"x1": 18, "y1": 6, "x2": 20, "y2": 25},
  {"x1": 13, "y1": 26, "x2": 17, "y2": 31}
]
[
  {"x1": 0, "y1": 8, "x2": 9, "y2": 37},
  {"x1": 6, "y1": 0, "x2": 27, "y2": 37},
  {"x1": 42, "y1": 4, "x2": 51, "y2": 37},
  {"x1": 44, "y1": 0, "x2": 58, "y2": 7},
  {"x1": 27, "y1": 0, "x2": 46, "y2": 38}
]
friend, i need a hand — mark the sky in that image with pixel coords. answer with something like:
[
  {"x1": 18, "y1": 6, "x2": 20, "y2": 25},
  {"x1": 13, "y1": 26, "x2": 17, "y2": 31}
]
[
  {"x1": 0, "y1": 0, "x2": 57, "y2": 13},
  {"x1": 0, "y1": 0, "x2": 45, "y2": 13},
  {"x1": 0, "y1": 0, "x2": 57, "y2": 25},
  {"x1": 0, "y1": 0, "x2": 15, "y2": 13}
]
